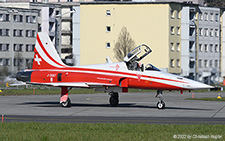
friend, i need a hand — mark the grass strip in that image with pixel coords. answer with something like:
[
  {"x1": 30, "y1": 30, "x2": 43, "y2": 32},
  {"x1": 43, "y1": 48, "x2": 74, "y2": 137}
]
[
  {"x1": 187, "y1": 97, "x2": 225, "y2": 101},
  {"x1": 0, "y1": 122, "x2": 224, "y2": 141},
  {"x1": 0, "y1": 88, "x2": 156, "y2": 96}
]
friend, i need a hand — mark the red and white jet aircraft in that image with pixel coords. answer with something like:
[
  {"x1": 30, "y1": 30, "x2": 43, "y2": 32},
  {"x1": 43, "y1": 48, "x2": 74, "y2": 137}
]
[{"x1": 16, "y1": 32, "x2": 213, "y2": 109}]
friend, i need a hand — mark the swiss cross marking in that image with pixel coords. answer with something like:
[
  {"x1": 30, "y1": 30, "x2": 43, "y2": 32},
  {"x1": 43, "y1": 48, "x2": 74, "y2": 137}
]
[{"x1": 34, "y1": 54, "x2": 42, "y2": 65}]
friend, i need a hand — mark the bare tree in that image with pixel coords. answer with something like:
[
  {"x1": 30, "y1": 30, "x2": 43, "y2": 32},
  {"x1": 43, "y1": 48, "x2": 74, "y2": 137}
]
[
  {"x1": 14, "y1": 52, "x2": 23, "y2": 72},
  {"x1": 205, "y1": 0, "x2": 225, "y2": 7},
  {"x1": 0, "y1": 66, "x2": 9, "y2": 81},
  {"x1": 114, "y1": 27, "x2": 136, "y2": 62}
]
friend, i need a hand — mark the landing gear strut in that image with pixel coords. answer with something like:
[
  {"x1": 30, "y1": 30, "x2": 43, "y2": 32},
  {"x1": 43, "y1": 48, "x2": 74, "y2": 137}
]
[
  {"x1": 109, "y1": 92, "x2": 119, "y2": 106},
  {"x1": 156, "y1": 90, "x2": 165, "y2": 109},
  {"x1": 60, "y1": 86, "x2": 71, "y2": 107}
]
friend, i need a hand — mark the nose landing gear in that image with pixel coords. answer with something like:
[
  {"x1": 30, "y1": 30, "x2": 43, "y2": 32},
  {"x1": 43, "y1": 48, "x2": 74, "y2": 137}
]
[{"x1": 156, "y1": 90, "x2": 165, "y2": 109}]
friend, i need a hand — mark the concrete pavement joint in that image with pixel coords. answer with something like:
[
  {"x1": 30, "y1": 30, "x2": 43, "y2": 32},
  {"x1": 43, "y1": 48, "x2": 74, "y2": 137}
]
[{"x1": 211, "y1": 103, "x2": 225, "y2": 118}]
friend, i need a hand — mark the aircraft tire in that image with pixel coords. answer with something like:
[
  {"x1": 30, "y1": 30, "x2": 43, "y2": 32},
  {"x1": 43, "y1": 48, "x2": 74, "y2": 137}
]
[
  {"x1": 109, "y1": 97, "x2": 119, "y2": 107},
  {"x1": 61, "y1": 98, "x2": 71, "y2": 107},
  {"x1": 157, "y1": 101, "x2": 165, "y2": 109}
]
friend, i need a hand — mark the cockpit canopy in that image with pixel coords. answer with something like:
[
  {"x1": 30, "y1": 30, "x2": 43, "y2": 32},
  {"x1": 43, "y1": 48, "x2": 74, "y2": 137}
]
[
  {"x1": 145, "y1": 64, "x2": 160, "y2": 71},
  {"x1": 124, "y1": 44, "x2": 152, "y2": 62},
  {"x1": 124, "y1": 44, "x2": 160, "y2": 71}
]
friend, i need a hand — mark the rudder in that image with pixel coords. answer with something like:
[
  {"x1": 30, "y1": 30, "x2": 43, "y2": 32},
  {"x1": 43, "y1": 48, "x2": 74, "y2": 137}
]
[{"x1": 32, "y1": 32, "x2": 66, "y2": 69}]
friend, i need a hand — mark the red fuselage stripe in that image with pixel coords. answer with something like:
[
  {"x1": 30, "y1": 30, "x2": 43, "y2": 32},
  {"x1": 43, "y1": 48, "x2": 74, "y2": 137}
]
[{"x1": 30, "y1": 68, "x2": 189, "y2": 85}]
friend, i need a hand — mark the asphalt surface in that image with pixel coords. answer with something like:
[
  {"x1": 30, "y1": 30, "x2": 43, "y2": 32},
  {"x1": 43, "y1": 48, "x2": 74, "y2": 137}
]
[{"x1": 0, "y1": 91, "x2": 225, "y2": 124}]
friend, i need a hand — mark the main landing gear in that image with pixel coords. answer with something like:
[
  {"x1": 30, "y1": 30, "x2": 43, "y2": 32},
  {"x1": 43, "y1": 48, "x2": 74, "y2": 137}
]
[
  {"x1": 155, "y1": 90, "x2": 165, "y2": 109},
  {"x1": 61, "y1": 98, "x2": 71, "y2": 107},
  {"x1": 60, "y1": 87, "x2": 72, "y2": 107},
  {"x1": 109, "y1": 92, "x2": 119, "y2": 107}
]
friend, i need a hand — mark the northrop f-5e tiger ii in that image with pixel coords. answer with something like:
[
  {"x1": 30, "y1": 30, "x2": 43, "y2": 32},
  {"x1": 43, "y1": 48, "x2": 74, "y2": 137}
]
[{"x1": 16, "y1": 32, "x2": 213, "y2": 109}]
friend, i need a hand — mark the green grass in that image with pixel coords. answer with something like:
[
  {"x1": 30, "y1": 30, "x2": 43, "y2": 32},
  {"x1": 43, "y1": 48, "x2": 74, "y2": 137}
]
[
  {"x1": 0, "y1": 122, "x2": 224, "y2": 141},
  {"x1": 0, "y1": 88, "x2": 97, "y2": 96},
  {"x1": 187, "y1": 97, "x2": 225, "y2": 101}
]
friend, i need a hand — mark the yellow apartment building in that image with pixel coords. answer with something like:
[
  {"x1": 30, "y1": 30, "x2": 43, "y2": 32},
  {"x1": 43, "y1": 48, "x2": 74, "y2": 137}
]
[{"x1": 78, "y1": 2, "x2": 183, "y2": 74}]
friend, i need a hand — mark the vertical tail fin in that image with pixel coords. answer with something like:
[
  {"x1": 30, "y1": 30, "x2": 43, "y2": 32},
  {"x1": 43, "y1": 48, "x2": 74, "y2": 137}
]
[{"x1": 32, "y1": 32, "x2": 66, "y2": 69}]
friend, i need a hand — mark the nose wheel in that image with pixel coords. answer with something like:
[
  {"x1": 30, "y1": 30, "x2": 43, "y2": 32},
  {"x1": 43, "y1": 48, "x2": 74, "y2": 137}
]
[
  {"x1": 157, "y1": 101, "x2": 165, "y2": 109},
  {"x1": 109, "y1": 92, "x2": 119, "y2": 106},
  {"x1": 156, "y1": 90, "x2": 165, "y2": 109}
]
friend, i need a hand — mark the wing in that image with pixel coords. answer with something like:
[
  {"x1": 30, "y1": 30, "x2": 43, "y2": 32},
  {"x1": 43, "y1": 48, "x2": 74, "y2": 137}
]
[{"x1": 27, "y1": 82, "x2": 117, "y2": 88}]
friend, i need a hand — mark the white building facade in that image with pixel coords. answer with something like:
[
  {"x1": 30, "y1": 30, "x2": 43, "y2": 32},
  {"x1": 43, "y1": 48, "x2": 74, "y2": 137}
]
[{"x1": 198, "y1": 7, "x2": 220, "y2": 84}]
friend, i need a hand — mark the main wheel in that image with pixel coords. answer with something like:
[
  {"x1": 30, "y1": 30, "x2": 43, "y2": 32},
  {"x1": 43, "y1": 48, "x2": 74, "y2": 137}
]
[
  {"x1": 61, "y1": 98, "x2": 71, "y2": 107},
  {"x1": 157, "y1": 101, "x2": 165, "y2": 109},
  {"x1": 109, "y1": 97, "x2": 119, "y2": 107}
]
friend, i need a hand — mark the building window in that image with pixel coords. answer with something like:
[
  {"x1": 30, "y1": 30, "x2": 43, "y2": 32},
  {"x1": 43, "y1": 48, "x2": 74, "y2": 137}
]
[
  {"x1": 210, "y1": 13, "x2": 214, "y2": 21},
  {"x1": 0, "y1": 44, "x2": 9, "y2": 51},
  {"x1": 106, "y1": 42, "x2": 110, "y2": 48},
  {"x1": 13, "y1": 29, "x2": 23, "y2": 37},
  {"x1": 177, "y1": 27, "x2": 180, "y2": 35},
  {"x1": 204, "y1": 44, "x2": 208, "y2": 52},
  {"x1": 209, "y1": 44, "x2": 213, "y2": 52},
  {"x1": 14, "y1": 58, "x2": 23, "y2": 67},
  {"x1": 176, "y1": 43, "x2": 180, "y2": 51},
  {"x1": 13, "y1": 15, "x2": 23, "y2": 22},
  {"x1": 61, "y1": 48, "x2": 72, "y2": 53},
  {"x1": 215, "y1": 60, "x2": 218, "y2": 68},
  {"x1": 204, "y1": 13, "x2": 208, "y2": 21},
  {"x1": 189, "y1": 58, "x2": 195, "y2": 68},
  {"x1": 0, "y1": 14, "x2": 10, "y2": 22},
  {"x1": 38, "y1": 10, "x2": 41, "y2": 16},
  {"x1": 170, "y1": 42, "x2": 174, "y2": 51},
  {"x1": 215, "y1": 29, "x2": 219, "y2": 37},
  {"x1": 26, "y1": 44, "x2": 34, "y2": 52},
  {"x1": 209, "y1": 60, "x2": 213, "y2": 67},
  {"x1": 170, "y1": 59, "x2": 175, "y2": 68},
  {"x1": 177, "y1": 59, "x2": 180, "y2": 67},
  {"x1": 204, "y1": 28, "x2": 208, "y2": 36},
  {"x1": 26, "y1": 59, "x2": 33, "y2": 69},
  {"x1": 0, "y1": 58, "x2": 10, "y2": 66},
  {"x1": 204, "y1": 60, "x2": 208, "y2": 68},
  {"x1": 38, "y1": 24, "x2": 41, "y2": 32},
  {"x1": 209, "y1": 29, "x2": 213, "y2": 37},
  {"x1": 106, "y1": 26, "x2": 111, "y2": 32},
  {"x1": 190, "y1": 28, "x2": 194, "y2": 36},
  {"x1": 215, "y1": 13, "x2": 219, "y2": 22},
  {"x1": 0, "y1": 29, "x2": 9, "y2": 36},
  {"x1": 106, "y1": 10, "x2": 111, "y2": 16},
  {"x1": 199, "y1": 59, "x2": 202, "y2": 68},
  {"x1": 199, "y1": 12, "x2": 203, "y2": 21},
  {"x1": 171, "y1": 26, "x2": 174, "y2": 35},
  {"x1": 14, "y1": 44, "x2": 23, "y2": 52},
  {"x1": 199, "y1": 28, "x2": 203, "y2": 36},
  {"x1": 190, "y1": 11, "x2": 195, "y2": 20},
  {"x1": 26, "y1": 15, "x2": 36, "y2": 23},
  {"x1": 171, "y1": 10, "x2": 175, "y2": 19},
  {"x1": 177, "y1": 11, "x2": 181, "y2": 19},
  {"x1": 215, "y1": 44, "x2": 219, "y2": 52},
  {"x1": 189, "y1": 41, "x2": 194, "y2": 52},
  {"x1": 26, "y1": 30, "x2": 36, "y2": 37},
  {"x1": 199, "y1": 44, "x2": 202, "y2": 52}
]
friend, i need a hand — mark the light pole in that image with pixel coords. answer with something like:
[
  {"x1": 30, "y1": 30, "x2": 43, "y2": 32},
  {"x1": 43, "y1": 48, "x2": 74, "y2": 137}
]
[
  {"x1": 191, "y1": 19, "x2": 198, "y2": 81},
  {"x1": 8, "y1": 9, "x2": 18, "y2": 75},
  {"x1": 55, "y1": 9, "x2": 76, "y2": 58}
]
